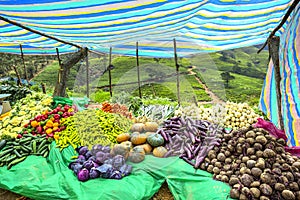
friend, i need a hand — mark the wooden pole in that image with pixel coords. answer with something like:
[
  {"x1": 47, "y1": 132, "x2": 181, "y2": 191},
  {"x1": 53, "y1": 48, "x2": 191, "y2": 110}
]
[
  {"x1": 258, "y1": 0, "x2": 299, "y2": 54},
  {"x1": 173, "y1": 38, "x2": 180, "y2": 105},
  {"x1": 41, "y1": 83, "x2": 46, "y2": 94},
  {"x1": 108, "y1": 47, "x2": 113, "y2": 97},
  {"x1": 56, "y1": 48, "x2": 63, "y2": 84},
  {"x1": 19, "y1": 44, "x2": 29, "y2": 84},
  {"x1": 0, "y1": 15, "x2": 81, "y2": 49},
  {"x1": 136, "y1": 42, "x2": 142, "y2": 98},
  {"x1": 12, "y1": 65, "x2": 22, "y2": 86},
  {"x1": 86, "y1": 53, "x2": 90, "y2": 98},
  {"x1": 268, "y1": 36, "x2": 284, "y2": 129}
]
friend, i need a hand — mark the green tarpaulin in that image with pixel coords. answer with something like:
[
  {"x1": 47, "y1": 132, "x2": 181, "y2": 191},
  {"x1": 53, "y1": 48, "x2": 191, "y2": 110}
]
[{"x1": 0, "y1": 142, "x2": 232, "y2": 200}]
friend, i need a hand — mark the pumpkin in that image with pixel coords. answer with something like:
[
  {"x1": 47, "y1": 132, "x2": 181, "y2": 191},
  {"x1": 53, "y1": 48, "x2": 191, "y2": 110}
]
[
  {"x1": 130, "y1": 132, "x2": 147, "y2": 145},
  {"x1": 110, "y1": 144, "x2": 130, "y2": 159},
  {"x1": 132, "y1": 146, "x2": 145, "y2": 155},
  {"x1": 130, "y1": 123, "x2": 145, "y2": 132},
  {"x1": 153, "y1": 146, "x2": 168, "y2": 158},
  {"x1": 128, "y1": 147, "x2": 145, "y2": 163},
  {"x1": 144, "y1": 122, "x2": 159, "y2": 132},
  {"x1": 147, "y1": 133, "x2": 164, "y2": 147},
  {"x1": 120, "y1": 141, "x2": 133, "y2": 151},
  {"x1": 116, "y1": 132, "x2": 130, "y2": 143},
  {"x1": 145, "y1": 132, "x2": 156, "y2": 137},
  {"x1": 137, "y1": 143, "x2": 152, "y2": 154}
]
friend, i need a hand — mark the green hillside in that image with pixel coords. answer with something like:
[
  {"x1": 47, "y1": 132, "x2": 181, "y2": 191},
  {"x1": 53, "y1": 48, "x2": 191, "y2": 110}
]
[{"x1": 3, "y1": 45, "x2": 269, "y2": 106}]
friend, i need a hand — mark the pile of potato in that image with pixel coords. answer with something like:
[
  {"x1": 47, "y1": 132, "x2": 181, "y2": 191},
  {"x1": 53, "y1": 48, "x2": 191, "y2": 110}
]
[{"x1": 200, "y1": 127, "x2": 300, "y2": 200}]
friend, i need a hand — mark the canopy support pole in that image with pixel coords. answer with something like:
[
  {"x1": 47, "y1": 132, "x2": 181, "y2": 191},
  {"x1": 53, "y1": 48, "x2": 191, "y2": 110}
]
[
  {"x1": 108, "y1": 47, "x2": 113, "y2": 97},
  {"x1": 12, "y1": 65, "x2": 22, "y2": 86},
  {"x1": 56, "y1": 48, "x2": 62, "y2": 84},
  {"x1": 86, "y1": 53, "x2": 90, "y2": 98},
  {"x1": 19, "y1": 44, "x2": 29, "y2": 84},
  {"x1": 53, "y1": 48, "x2": 88, "y2": 97},
  {"x1": 41, "y1": 83, "x2": 46, "y2": 94},
  {"x1": 268, "y1": 36, "x2": 284, "y2": 129},
  {"x1": 136, "y1": 42, "x2": 142, "y2": 98},
  {"x1": 258, "y1": 0, "x2": 299, "y2": 53},
  {"x1": 173, "y1": 38, "x2": 180, "y2": 105}
]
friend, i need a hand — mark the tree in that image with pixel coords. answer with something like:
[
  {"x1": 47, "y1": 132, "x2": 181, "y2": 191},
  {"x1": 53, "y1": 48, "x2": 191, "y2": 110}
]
[{"x1": 221, "y1": 72, "x2": 235, "y2": 88}]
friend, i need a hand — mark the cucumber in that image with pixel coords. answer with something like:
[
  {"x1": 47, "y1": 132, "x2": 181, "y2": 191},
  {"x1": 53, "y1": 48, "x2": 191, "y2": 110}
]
[
  {"x1": 7, "y1": 156, "x2": 27, "y2": 170},
  {"x1": 0, "y1": 140, "x2": 6, "y2": 151},
  {"x1": 13, "y1": 149, "x2": 22, "y2": 158},
  {"x1": 20, "y1": 145, "x2": 31, "y2": 153},
  {"x1": 37, "y1": 140, "x2": 47, "y2": 152},
  {"x1": 5, "y1": 154, "x2": 17, "y2": 163},
  {"x1": 38, "y1": 145, "x2": 48, "y2": 154},
  {"x1": 0, "y1": 148, "x2": 14, "y2": 159},
  {"x1": 19, "y1": 137, "x2": 32, "y2": 143}
]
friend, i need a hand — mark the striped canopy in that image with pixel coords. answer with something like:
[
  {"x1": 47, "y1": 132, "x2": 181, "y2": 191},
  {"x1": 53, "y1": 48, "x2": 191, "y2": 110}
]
[
  {"x1": 0, "y1": 0, "x2": 294, "y2": 57},
  {"x1": 260, "y1": 2, "x2": 300, "y2": 146},
  {"x1": 1, "y1": 0, "x2": 300, "y2": 146}
]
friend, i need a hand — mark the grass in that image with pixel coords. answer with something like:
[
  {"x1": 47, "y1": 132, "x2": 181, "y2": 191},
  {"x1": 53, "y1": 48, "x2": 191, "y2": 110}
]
[{"x1": 29, "y1": 45, "x2": 269, "y2": 106}]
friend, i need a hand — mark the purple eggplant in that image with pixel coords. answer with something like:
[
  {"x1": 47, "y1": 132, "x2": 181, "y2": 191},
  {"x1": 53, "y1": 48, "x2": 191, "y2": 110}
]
[
  {"x1": 85, "y1": 151, "x2": 93, "y2": 159},
  {"x1": 119, "y1": 164, "x2": 132, "y2": 176},
  {"x1": 110, "y1": 170, "x2": 123, "y2": 180},
  {"x1": 73, "y1": 164, "x2": 83, "y2": 175},
  {"x1": 101, "y1": 145, "x2": 111, "y2": 153},
  {"x1": 89, "y1": 167, "x2": 100, "y2": 179},
  {"x1": 112, "y1": 155, "x2": 125, "y2": 170},
  {"x1": 76, "y1": 155, "x2": 86, "y2": 164},
  {"x1": 77, "y1": 146, "x2": 89, "y2": 155},
  {"x1": 77, "y1": 168, "x2": 90, "y2": 182},
  {"x1": 82, "y1": 160, "x2": 94, "y2": 170}
]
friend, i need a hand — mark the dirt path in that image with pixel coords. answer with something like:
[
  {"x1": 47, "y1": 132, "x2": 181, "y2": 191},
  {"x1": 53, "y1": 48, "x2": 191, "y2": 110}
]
[{"x1": 187, "y1": 66, "x2": 224, "y2": 105}]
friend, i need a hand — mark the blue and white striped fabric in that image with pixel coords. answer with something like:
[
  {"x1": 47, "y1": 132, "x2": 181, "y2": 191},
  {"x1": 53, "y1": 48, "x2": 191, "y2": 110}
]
[
  {"x1": 0, "y1": 0, "x2": 293, "y2": 56},
  {"x1": 260, "y1": 3, "x2": 300, "y2": 146}
]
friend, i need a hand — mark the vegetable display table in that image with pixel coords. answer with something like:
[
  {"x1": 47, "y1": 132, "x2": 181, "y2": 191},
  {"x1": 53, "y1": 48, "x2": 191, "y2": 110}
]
[{"x1": 0, "y1": 142, "x2": 232, "y2": 200}]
